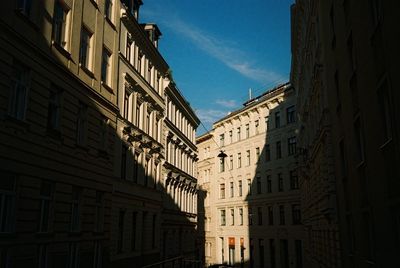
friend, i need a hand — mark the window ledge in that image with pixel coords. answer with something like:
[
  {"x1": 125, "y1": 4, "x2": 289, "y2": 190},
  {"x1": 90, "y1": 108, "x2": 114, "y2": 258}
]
[
  {"x1": 46, "y1": 128, "x2": 63, "y2": 141},
  {"x1": 80, "y1": 64, "x2": 95, "y2": 78},
  {"x1": 89, "y1": 0, "x2": 99, "y2": 9},
  {"x1": 105, "y1": 16, "x2": 116, "y2": 31},
  {"x1": 52, "y1": 41, "x2": 72, "y2": 60},
  {"x1": 14, "y1": 10, "x2": 39, "y2": 31},
  {"x1": 3, "y1": 114, "x2": 30, "y2": 132},
  {"x1": 101, "y1": 81, "x2": 114, "y2": 94},
  {"x1": 379, "y1": 138, "x2": 393, "y2": 151}
]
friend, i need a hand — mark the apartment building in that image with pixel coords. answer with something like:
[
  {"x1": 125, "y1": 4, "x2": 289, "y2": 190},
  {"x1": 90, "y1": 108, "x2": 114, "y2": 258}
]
[
  {"x1": 197, "y1": 83, "x2": 305, "y2": 268},
  {"x1": 0, "y1": 0, "x2": 200, "y2": 267},
  {"x1": 291, "y1": 0, "x2": 400, "y2": 267},
  {"x1": 162, "y1": 82, "x2": 200, "y2": 261}
]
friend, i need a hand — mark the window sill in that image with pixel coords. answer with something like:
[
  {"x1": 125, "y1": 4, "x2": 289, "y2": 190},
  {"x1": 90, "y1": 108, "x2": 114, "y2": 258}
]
[
  {"x1": 52, "y1": 41, "x2": 72, "y2": 60},
  {"x1": 0, "y1": 232, "x2": 17, "y2": 238},
  {"x1": 35, "y1": 231, "x2": 55, "y2": 238},
  {"x1": 14, "y1": 10, "x2": 39, "y2": 31},
  {"x1": 46, "y1": 128, "x2": 63, "y2": 141},
  {"x1": 101, "y1": 81, "x2": 114, "y2": 94},
  {"x1": 105, "y1": 16, "x2": 116, "y2": 31},
  {"x1": 4, "y1": 114, "x2": 30, "y2": 132},
  {"x1": 80, "y1": 64, "x2": 95, "y2": 78},
  {"x1": 379, "y1": 138, "x2": 393, "y2": 151},
  {"x1": 89, "y1": 0, "x2": 99, "y2": 9},
  {"x1": 68, "y1": 231, "x2": 82, "y2": 237}
]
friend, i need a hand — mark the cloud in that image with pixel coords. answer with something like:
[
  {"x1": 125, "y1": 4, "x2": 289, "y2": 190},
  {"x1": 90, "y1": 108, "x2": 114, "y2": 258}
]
[
  {"x1": 215, "y1": 99, "x2": 237, "y2": 108},
  {"x1": 142, "y1": 7, "x2": 286, "y2": 84},
  {"x1": 196, "y1": 109, "x2": 228, "y2": 124}
]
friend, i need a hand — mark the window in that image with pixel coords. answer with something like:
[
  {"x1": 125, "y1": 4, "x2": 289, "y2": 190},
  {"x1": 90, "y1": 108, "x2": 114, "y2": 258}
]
[
  {"x1": 258, "y1": 207, "x2": 263, "y2": 225},
  {"x1": 248, "y1": 207, "x2": 253, "y2": 225},
  {"x1": 220, "y1": 134, "x2": 225, "y2": 147},
  {"x1": 220, "y1": 183, "x2": 225, "y2": 199},
  {"x1": 230, "y1": 209, "x2": 235, "y2": 225},
  {"x1": 267, "y1": 175, "x2": 272, "y2": 193},
  {"x1": 270, "y1": 239, "x2": 276, "y2": 268},
  {"x1": 38, "y1": 244, "x2": 48, "y2": 268},
  {"x1": 278, "y1": 173, "x2": 283, "y2": 192},
  {"x1": 0, "y1": 173, "x2": 16, "y2": 233},
  {"x1": 256, "y1": 177, "x2": 262, "y2": 194},
  {"x1": 237, "y1": 153, "x2": 242, "y2": 168},
  {"x1": 53, "y1": 0, "x2": 70, "y2": 49},
  {"x1": 79, "y1": 27, "x2": 93, "y2": 70},
  {"x1": 265, "y1": 116, "x2": 270, "y2": 131},
  {"x1": 280, "y1": 240, "x2": 289, "y2": 268},
  {"x1": 378, "y1": 80, "x2": 393, "y2": 143},
  {"x1": 275, "y1": 111, "x2": 280, "y2": 128},
  {"x1": 16, "y1": 0, "x2": 32, "y2": 16},
  {"x1": 76, "y1": 102, "x2": 88, "y2": 145},
  {"x1": 279, "y1": 205, "x2": 285, "y2": 225},
  {"x1": 347, "y1": 33, "x2": 356, "y2": 71},
  {"x1": 220, "y1": 210, "x2": 226, "y2": 226},
  {"x1": 239, "y1": 208, "x2": 243, "y2": 225},
  {"x1": 286, "y1": 106, "x2": 295, "y2": 124},
  {"x1": 339, "y1": 140, "x2": 348, "y2": 179},
  {"x1": 369, "y1": 0, "x2": 382, "y2": 28},
  {"x1": 101, "y1": 47, "x2": 112, "y2": 86},
  {"x1": 288, "y1": 137, "x2": 297, "y2": 156},
  {"x1": 117, "y1": 210, "x2": 125, "y2": 252},
  {"x1": 292, "y1": 204, "x2": 301, "y2": 224},
  {"x1": 99, "y1": 117, "x2": 109, "y2": 152},
  {"x1": 276, "y1": 141, "x2": 282, "y2": 159},
  {"x1": 126, "y1": 34, "x2": 132, "y2": 61},
  {"x1": 220, "y1": 158, "x2": 225, "y2": 173},
  {"x1": 95, "y1": 191, "x2": 104, "y2": 232},
  {"x1": 230, "y1": 182, "x2": 234, "y2": 198},
  {"x1": 265, "y1": 144, "x2": 271, "y2": 162},
  {"x1": 238, "y1": 180, "x2": 242, "y2": 197},
  {"x1": 229, "y1": 130, "x2": 233, "y2": 143},
  {"x1": 255, "y1": 120, "x2": 259, "y2": 134},
  {"x1": 152, "y1": 214, "x2": 157, "y2": 249},
  {"x1": 93, "y1": 242, "x2": 102, "y2": 268},
  {"x1": 229, "y1": 155, "x2": 233, "y2": 170},
  {"x1": 68, "y1": 242, "x2": 79, "y2": 268},
  {"x1": 268, "y1": 206, "x2": 274, "y2": 225},
  {"x1": 290, "y1": 170, "x2": 299, "y2": 190},
  {"x1": 8, "y1": 62, "x2": 30, "y2": 120},
  {"x1": 137, "y1": 51, "x2": 143, "y2": 74},
  {"x1": 255, "y1": 147, "x2": 260, "y2": 161},
  {"x1": 259, "y1": 239, "x2": 265, "y2": 268},
  {"x1": 247, "y1": 179, "x2": 252, "y2": 195},
  {"x1": 132, "y1": 153, "x2": 139, "y2": 183},
  {"x1": 246, "y1": 150, "x2": 250, "y2": 166},
  {"x1": 147, "y1": 63, "x2": 152, "y2": 83},
  {"x1": 121, "y1": 144, "x2": 127, "y2": 180},
  {"x1": 47, "y1": 87, "x2": 62, "y2": 131},
  {"x1": 237, "y1": 127, "x2": 241, "y2": 141},
  {"x1": 105, "y1": 0, "x2": 113, "y2": 21},
  {"x1": 354, "y1": 118, "x2": 365, "y2": 163},
  {"x1": 38, "y1": 181, "x2": 53, "y2": 233},
  {"x1": 295, "y1": 240, "x2": 303, "y2": 268},
  {"x1": 70, "y1": 187, "x2": 82, "y2": 232},
  {"x1": 245, "y1": 124, "x2": 250, "y2": 138},
  {"x1": 123, "y1": 90, "x2": 131, "y2": 119}
]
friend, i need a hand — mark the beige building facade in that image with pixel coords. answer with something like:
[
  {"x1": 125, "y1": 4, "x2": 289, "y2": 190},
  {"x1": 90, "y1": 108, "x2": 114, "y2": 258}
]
[
  {"x1": 197, "y1": 83, "x2": 305, "y2": 268},
  {"x1": 0, "y1": 0, "x2": 200, "y2": 267}
]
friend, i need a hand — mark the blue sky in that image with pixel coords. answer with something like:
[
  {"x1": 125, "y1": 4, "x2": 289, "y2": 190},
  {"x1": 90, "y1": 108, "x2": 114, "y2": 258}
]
[{"x1": 141, "y1": 0, "x2": 294, "y2": 135}]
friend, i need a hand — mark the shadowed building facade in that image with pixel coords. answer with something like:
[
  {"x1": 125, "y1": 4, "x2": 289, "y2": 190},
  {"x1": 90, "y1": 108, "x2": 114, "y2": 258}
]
[
  {"x1": 197, "y1": 83, "x2": 306, "y2": 268},
  {"x1": 0, "y1": 0, "x2": 200, "y2": 267},
  {"x1": 291, "y1": 0, "x2": 400, "y2": 267}
]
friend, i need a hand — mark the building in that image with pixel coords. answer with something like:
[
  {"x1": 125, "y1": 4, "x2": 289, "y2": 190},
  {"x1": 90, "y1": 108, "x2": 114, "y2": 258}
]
[
  {"x1": 291, "y1": 0, "x2": 400, "y2": 267},
  {"x1": 0, "y1": 0, "x2": 200, "y2": 267},
  {"x1": 197, "y1": 83, "x2": 306, "y2": 268}
]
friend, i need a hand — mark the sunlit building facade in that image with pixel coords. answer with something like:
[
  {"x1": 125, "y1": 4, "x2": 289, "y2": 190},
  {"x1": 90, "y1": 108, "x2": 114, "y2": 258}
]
[
  {"x1": 0, "y1": 0, "x2": 200, "y2": 267},
  {"x1": 197, "y1": 83, "x2": 305, "y2": 268}
]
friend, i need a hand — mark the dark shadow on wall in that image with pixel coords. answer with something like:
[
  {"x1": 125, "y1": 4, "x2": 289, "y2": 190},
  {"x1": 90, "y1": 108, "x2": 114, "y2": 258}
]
[{"x1": 0, "y1": 2, "x2": 203, "y2": 268}]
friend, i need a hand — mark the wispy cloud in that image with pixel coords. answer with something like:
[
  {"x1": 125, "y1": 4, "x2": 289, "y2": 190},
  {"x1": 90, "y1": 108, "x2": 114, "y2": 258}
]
[
  {"x1": 142, "y1": 7, "x2": 285, "y2": 84},
  {"x1": 215, "y1": 99, "x2": 238, "y2": 108},
  {"x1": 196, "y1": 109, "x2": 228, "y2": 124}
]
